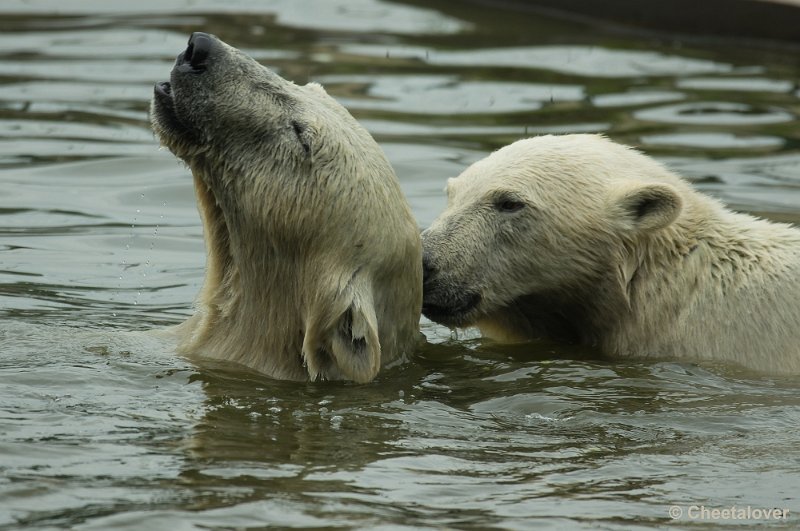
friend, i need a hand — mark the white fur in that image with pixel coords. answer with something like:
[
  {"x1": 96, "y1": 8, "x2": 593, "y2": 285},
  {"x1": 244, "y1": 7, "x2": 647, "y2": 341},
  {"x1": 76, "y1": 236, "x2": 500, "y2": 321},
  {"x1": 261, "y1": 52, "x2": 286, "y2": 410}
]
[
  {"x1": 422, "y1": 134, "x2": 800, "y2": 374},
  {"x1": 152, "y1": 35, "x2": 421, "y2": 382}
]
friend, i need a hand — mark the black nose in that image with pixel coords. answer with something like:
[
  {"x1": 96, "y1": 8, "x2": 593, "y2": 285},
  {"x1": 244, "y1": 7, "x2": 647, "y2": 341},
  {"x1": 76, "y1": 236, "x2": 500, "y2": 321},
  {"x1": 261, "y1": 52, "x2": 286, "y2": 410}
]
[
  {"x1": 422, "y1": 251, "x2": 437, "y2": 286},
  {"x1": 178, "y1": 32, "x2": 213, "y2": 73}
]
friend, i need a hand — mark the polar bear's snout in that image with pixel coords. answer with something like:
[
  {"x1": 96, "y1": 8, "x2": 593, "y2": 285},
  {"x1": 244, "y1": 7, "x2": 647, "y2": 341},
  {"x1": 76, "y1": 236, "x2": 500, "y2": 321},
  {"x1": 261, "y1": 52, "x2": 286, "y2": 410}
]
[
  {"x1": 150, "y1": 33, "x2": 228, "y2": 152},
  {"x1": 150, "y1": 31, "x2": 297, "y2": 160},
  {"x1": 152, "y1": 32, "x2": 217, "y2": 116},
  {"x1": 421, "y1": 251, "x2": 437, "y2": 288},
  {"x1": 420, "y1": 248, "x2": 482, "y2": 327}
]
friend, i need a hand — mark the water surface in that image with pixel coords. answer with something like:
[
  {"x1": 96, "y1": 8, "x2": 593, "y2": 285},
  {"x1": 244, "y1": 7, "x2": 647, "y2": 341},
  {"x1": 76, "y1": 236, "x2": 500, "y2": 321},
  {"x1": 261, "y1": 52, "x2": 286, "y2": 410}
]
[{"x1": 2, "y1": 1, "x2": 800, "y2": 528}]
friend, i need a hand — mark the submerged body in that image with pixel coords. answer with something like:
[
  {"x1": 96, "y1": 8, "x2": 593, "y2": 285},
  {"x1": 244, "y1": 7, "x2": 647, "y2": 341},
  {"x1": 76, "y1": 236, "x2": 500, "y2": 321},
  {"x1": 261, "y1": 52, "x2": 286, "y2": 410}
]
[
  {"x1": 150, "y1": 33, "x2": 422, "y2": 382},
  {"x1": 421, "y1": 134, "x2": 800, "y2": 374}
]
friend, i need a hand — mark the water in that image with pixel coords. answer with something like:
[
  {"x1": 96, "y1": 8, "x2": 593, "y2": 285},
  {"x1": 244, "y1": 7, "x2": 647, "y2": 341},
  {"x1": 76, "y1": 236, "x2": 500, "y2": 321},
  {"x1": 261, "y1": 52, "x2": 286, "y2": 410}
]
[{"x1": 2, "y1": 1, "x2": 800, "y2": 528}]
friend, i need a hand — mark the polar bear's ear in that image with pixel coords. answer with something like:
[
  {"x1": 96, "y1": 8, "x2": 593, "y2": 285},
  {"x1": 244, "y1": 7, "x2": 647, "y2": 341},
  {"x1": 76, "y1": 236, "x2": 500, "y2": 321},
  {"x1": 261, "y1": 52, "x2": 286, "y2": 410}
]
[
  {"x1": 328, "y1": 300, "x2": 381, "y2": 383},
  {"x1": 304, "y1": 82, "x2": 328, "y2": 96},
  {"x1": 616, "y1": 183, "x2": 682, "y2": 233},
  {"x1": 302, "y1": 276, "x2": 381, "y2": 383}
]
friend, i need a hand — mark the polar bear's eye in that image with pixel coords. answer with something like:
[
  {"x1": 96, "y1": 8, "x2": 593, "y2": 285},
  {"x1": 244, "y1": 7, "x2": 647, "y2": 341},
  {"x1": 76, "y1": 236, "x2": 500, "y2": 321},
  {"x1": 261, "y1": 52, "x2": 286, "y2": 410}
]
[{"x1": 494, "y1": 197, "x2": 525, "y2": 213}]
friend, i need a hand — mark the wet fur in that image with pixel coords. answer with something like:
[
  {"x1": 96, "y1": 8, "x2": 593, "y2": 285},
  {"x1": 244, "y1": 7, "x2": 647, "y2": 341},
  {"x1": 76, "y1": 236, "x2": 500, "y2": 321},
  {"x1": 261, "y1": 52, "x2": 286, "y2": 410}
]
[
  {"x1": 151, "y1": 35, "x2": 421, "y2": 382},
  {"x1": 422, "y1": 134, "x2": 800, "y2": 374}
]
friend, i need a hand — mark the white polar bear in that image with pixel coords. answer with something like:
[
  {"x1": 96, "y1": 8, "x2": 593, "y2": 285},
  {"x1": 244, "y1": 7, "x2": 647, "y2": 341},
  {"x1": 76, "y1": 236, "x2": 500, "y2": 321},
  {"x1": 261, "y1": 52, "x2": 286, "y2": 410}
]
[
  {"x1": 150, "y1": 33, "x2": 421, "y2": 382},
  {"x1": 421, "y1": 134, "x2": 800, "y2": 374}
]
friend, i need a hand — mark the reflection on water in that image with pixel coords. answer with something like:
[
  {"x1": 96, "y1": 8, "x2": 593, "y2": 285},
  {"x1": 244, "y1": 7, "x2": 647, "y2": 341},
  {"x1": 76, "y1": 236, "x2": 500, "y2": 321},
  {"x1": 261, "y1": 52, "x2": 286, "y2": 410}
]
[
  {"x1": 642, "y1": 132, "x2": 785, "y2": 149},
  {"x1": 321, "y1": 74, "x2": 585, "y2": 114},
  {"x1": 1, "y1": 0, "x2": 799, "y2": 528},
  {"x1": 635, "y1": 101, "x2": 794, "y2": 125},
  {"x1": 343, "y1": 43, "x2": 734, "y2": 77}
]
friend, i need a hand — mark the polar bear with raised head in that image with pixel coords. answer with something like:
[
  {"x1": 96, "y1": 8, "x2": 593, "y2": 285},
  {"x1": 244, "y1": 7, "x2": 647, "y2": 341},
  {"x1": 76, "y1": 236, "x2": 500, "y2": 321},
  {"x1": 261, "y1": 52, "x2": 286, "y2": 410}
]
[{"x1": 150, "y1": 33, "x2": 421, "y2": 382}]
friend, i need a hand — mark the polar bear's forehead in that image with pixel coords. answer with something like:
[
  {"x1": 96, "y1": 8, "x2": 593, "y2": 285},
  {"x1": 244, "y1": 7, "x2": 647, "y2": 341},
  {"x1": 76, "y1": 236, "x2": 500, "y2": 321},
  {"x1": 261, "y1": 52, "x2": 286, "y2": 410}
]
[
  {"x1": 454, "y1": 134, "x2": 679, "y2": 198},
  {"x1": 440, "y1": 133, "x2": 692, "y2": 225},
  {"x1": 451, "y1": 139, "x2": 605, "y2": 199},
  {"x1": 512, "y1": 134, "x2": 678, "y2": 183}
]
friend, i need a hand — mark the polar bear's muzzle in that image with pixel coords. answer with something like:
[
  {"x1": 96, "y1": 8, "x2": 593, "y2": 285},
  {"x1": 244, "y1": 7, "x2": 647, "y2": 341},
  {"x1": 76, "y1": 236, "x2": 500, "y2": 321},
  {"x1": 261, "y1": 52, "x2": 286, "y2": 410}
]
[
  {"x1": 151, "y1": 31, "x2": 300, "y2": 162},
  {"x1": 150, "y1": 32, "x2": 228, "y2": 153},
  {"x1": 422, "y1": 292, "x2": 481, "y2": 328},
  {"x1": 422, "y1": 254, "x2": 482, "y2": 326}
]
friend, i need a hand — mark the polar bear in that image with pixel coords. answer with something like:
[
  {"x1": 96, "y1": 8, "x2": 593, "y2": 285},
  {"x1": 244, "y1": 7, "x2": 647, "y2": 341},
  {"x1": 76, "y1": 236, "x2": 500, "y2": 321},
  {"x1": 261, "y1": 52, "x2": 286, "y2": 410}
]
[
  {"x1": 150, "y1": 33, "x2": 421, "y2": 382},
  {"x1": 421, "y1": 134, "x2": 800, "y2": 374}
]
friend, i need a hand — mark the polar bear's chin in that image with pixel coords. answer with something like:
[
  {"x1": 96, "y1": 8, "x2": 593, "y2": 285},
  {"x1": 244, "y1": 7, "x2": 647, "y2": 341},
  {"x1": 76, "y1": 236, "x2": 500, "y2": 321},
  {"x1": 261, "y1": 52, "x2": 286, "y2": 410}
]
[
  {"x1": 150, "y1": 81, "x2": 204, "y2": 157},
  {"x1": 421, "y1": 292, "x2": 481, "y2": 328}
]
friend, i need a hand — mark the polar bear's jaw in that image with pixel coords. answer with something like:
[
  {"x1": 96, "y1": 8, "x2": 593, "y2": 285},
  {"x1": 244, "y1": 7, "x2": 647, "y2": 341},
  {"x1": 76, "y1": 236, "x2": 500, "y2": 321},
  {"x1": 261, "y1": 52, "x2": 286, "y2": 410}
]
[{"x1": 420, "y1": 288, "x2": 481, "y2": 328}]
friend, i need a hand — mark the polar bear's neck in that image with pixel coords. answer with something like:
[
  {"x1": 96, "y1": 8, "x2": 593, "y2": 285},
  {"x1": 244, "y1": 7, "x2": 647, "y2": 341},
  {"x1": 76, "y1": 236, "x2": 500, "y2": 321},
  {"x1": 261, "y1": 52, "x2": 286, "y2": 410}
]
[
  {"x1": 169, "y1": 173, "x2": 310, "y2": 379},
  {"x1": 476, "y1": 274, "x2": 631, "y2": 349},
  {"x1": 612, "y1": 197, "x2": 800, "y2": 372}
]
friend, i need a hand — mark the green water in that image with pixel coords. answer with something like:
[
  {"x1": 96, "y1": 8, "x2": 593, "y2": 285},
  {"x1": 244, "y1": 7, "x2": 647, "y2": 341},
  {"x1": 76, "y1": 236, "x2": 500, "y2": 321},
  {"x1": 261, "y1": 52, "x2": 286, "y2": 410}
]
[{"x1": 1, "y1": 1, "x2": 799, "y2": 529}]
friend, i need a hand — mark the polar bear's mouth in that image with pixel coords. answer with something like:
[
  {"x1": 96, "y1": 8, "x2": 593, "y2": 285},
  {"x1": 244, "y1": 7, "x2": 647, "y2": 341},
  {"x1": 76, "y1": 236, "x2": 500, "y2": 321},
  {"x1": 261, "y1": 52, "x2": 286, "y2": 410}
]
[
  {"x1": 422, "y1": 292, "x2": 481, "y2": 327},
  {"x1": 151, "y1": 78, "x2": 208, "y2": 156},
  {"x1": 156, "y1": 81, "x2": 172, "y2": 98},
  {"x1": 152, "y1": 81, "x2": 183, "y2": 136}
]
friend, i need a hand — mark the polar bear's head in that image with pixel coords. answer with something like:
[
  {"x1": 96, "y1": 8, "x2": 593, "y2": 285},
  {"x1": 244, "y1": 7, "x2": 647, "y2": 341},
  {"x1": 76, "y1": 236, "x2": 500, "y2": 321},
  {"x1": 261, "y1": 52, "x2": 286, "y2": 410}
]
[
  {"x1": 150, "y1": 33, "x2": 421, "y2": 382},
  {"x1": 421, "y1": 134, "x2": 684, "y2": 342}
]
